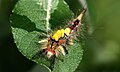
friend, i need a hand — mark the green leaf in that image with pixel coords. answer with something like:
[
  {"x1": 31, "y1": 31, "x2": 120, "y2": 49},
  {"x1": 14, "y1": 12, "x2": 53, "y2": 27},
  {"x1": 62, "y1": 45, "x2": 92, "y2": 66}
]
[
  {"x1": 53, "y1": 44, "x2": 83, "y2": 72},
  {"x1": 10, "y1": 0, "x2": 84, "y2": 72}
]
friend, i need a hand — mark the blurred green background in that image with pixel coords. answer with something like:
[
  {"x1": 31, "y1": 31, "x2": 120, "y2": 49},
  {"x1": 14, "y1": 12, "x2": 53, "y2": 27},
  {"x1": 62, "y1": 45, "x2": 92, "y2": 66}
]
[{"x1": 0, "y1": 0, "x2": 120, "y2": 72}]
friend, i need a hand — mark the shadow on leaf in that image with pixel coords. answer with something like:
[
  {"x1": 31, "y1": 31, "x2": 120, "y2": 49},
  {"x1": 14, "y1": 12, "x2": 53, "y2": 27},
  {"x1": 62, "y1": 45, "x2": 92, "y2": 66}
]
[{"x1": 10, "y1": 13, "x2": 47, "y2": 34}]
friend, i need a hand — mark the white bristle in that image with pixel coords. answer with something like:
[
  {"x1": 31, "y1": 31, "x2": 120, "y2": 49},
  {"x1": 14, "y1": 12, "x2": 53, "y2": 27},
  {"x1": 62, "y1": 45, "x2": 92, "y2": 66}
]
[{"x1": 38, "y1": 39, "x2": 48, "y2": 43}]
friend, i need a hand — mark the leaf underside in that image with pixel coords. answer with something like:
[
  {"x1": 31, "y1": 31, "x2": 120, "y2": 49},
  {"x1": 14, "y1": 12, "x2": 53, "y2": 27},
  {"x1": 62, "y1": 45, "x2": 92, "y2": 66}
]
[{"x1": 10, "y1": 0, "x2": 84, "y2": 72}]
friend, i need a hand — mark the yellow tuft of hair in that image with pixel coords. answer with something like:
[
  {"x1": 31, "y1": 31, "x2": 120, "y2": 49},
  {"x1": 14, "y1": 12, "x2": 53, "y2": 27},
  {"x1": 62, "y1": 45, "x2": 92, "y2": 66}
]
[
  {"x1": 64, "y1": 28, "x2": 70, "y2": 36},
  {"x1": 52, "y1": 33, "x2": 59, "y2": 41},
  {"x1": 61, "y1": 29, "x2": 65, "y2": 37},
  {"x1": 52, "y1": 29, "x2": 66, "y2": 41},
  {"x1": 56, "y1": 30, "x2": 61, "y2": 38}
]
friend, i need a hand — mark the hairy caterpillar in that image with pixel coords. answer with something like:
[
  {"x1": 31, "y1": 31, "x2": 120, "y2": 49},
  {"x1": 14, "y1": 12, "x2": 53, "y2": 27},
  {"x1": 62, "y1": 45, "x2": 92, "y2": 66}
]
[{"x1": 32, "y1": 8, "x2": 86, "y2": 70}]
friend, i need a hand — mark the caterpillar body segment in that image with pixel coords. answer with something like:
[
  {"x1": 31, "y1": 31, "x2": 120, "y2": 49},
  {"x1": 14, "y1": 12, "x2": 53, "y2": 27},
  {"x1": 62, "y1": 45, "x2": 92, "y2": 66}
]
[
  {"x1": 49, "y1": 54, "x2": 56, "y2": 71},
  {"x1": 65, "y1": 8, "x2": 87, "y2": 45},
  {"x1": 77, "y1": 8, "x2": 87, "y2": 21}
]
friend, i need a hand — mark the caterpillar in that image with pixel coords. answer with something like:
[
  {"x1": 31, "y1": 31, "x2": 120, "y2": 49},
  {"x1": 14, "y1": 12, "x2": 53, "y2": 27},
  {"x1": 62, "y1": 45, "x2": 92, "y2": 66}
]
[{"x1": 32, "y1": 8, "x2": 87, "y2": 70}]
